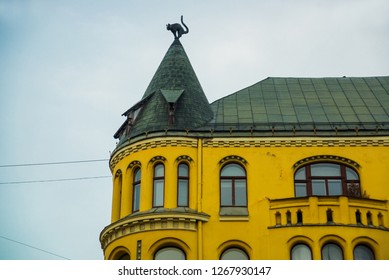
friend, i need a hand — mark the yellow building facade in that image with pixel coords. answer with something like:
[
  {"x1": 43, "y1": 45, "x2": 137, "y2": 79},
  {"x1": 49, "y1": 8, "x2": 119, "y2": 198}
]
[{"x1": 100, "y1": 38, "x2": 389, "y2": 260}]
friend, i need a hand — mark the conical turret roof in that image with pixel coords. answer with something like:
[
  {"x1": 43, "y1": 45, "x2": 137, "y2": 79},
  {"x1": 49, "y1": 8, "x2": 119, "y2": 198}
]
[{"x1": 118, "y1": 39, "x2": 213, "y2": 141}]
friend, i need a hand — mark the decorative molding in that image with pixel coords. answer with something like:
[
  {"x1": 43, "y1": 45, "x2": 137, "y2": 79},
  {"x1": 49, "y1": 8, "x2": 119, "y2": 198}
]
[
  {"x1": 128, "y1": 160, "x2": 141, "y2": 169},
  {"x1": 203, "y1": 138, "x2": 389, "y2": 148},
  {"x1": 114, "y1": 170, "x2": 122, "y2": 177},
  {"x1": 219, "y1": 155, "x2": 247, "y2": 165},
  {"x1": 150, "y1": 156, "x2": 166, "y2": 164},
  {"x1": 293, "y1": 155, "x2": 360, "y2": 169},
  {"x1": 110, "y1": 139, "x2": 198, "y2": 171},
  {"x1": 176, "y1": 155, "x2": 193, "y2": 163},
  {"x1": 110, "y1": 137, "x2": 389, "y2": 171},
  {"x1": 100, "y1": 210, "x2": 209, "y2": 250}
]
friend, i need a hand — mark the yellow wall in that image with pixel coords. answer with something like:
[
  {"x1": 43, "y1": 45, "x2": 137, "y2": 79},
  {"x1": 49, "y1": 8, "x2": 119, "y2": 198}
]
[{"x1": 100, "y1": 136, "x2": 389, "y2": 260}]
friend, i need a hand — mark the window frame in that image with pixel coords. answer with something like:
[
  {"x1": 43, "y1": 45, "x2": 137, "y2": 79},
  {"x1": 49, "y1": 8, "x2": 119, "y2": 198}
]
[
  {"x1": 294, "y1": 162, "x2": 360, "y2": 197},
  {"x1": 154, "y1": 246, "x2": 186, "y2": 260},
  {"x1": 353, "y1": 244, "x2": 375, "y2": 260},
  {"x1": 220, "y1": 163, "x2": 247, "y2": 207},
  {"x1": 321, "y1": 243, "x2": 344, "y2": 260},
  {"x1": 291, "y1": 243, "x2": 312, "y2": 260},
  {"x1": 177, "y1": 162, "x2": 189, "y2": 207},
  {"x1": 220, "y1": 247, "x2": 250, "y2": 260},
  {"x1": 153, "y1": 163, "x2": 165, "y2": 208},
  {"x1": 132, "y1": 167, "x2": 141, "y2": 213}
]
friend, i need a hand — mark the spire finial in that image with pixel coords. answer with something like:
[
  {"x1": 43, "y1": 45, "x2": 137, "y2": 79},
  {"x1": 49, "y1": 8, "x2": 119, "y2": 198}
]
[{"x1": 166, "y1": 15, "x2": 189, "y2": 39}]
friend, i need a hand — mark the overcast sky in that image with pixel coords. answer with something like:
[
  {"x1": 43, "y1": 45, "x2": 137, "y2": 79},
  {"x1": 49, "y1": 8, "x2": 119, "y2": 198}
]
[{"x1": 1, "y1": 0, "x2": 388, "y2": 260}]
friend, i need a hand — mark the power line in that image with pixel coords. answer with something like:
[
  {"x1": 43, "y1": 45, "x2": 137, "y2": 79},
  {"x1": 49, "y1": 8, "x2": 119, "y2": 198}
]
[
  {"x1": 0, "y1": 159, "x2": 109, "y2": 168},
  {"x1": 0, "y1": 175, "x2": 111, "y2": 185},
  {"x1": 0, "y1": 235, "x2": 70, "y2": 260}
]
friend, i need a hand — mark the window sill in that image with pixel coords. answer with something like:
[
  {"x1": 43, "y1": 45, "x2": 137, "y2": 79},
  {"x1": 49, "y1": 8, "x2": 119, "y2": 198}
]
[{"x1": 219, "y1": 207, "x2": 249, "y2": 221}]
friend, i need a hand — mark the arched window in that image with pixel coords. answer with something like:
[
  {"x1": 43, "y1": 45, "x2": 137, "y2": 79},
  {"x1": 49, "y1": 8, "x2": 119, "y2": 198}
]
[
  {"x1": 294, "y1": 162, "x2": 360, "y2": 197},
  {"x1": 220, "y1": 248, "x2": 249, "y2": 260},
  {"x1": 154, "y1": 247, "x2": 186, "y2": 260},
  {"x1": 321, "y1": 243, "x2": 343, "y2": 260},
  {"x1": 117, "y1": 253, "x2": 131, "y2": 260},
  {"x1": 177, "y1": 163, "x2": 189, "y2": 207},
  {"x1": 153, "y1": 163, "x2": 165, "y2": 207},
  {"x1": 132, "y1": 167, "x2": 141, "y2": 212},
  {"x1": 354, "y1": 245, "x2": 375, "y2": 260},
  {"x1": 220, "y1": 163, "x2": 247, "y2": 207},
  {"x1": 291, "y1": 244, "x2": 312, "y2": 260},
  {"x1": 112, "y1": 170, "x2": 122, "y2": 221},
  {"x1": 110, "y1": 247, "x2": 131, "y2": 260}
]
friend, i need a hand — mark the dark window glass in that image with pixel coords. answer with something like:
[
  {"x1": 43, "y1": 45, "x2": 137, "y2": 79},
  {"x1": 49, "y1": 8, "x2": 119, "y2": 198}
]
[
  {"x1": 322, "y1": 243, "x2": 343, "y2": 260},
  {"x1": 220, "y1": 163, "x2": 247, "y2": 207},
  {"x1": 132, "y1": 168, "x2": 141, "y2": 212},
  {"x1": 178, "y1": 163, "x2": 189, "y2": 207},
  {"x1": 153, "y1": 164, "x2": 164, "y2": 207},
  {"x1": 294, "y1": 162, "x2": 360, "y2": 197},
  {"x1": 220, "y1": 248, "x2": 249, "y2": 260},
  {"x1": 353, "y1": 245, "x2": 374, "y2": 260},
  {"x1": 154, "y1": 247, "x2": 185, "y2": 260},
  {"x1": 291, "y1": 244, "x2": 312, "y2": 260},
  {"x1": 118, "y1": 253, "x2": 130, "y2": 260},
  {"x1": 311, "y1": 163, "x2": 340, "y2": 176},
  {"x1": 295, "y1": 183, "x2": 307, "y2": 197}
]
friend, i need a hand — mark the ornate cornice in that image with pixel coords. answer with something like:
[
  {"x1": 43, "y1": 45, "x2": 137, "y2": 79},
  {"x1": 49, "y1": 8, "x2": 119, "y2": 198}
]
[
  {"x1": 109, "y1": 136, "x2": 389, "y2": 171},
  {"x1": 110, "y1": 138, "x2": 198, "y2": 171},
  {"x1": 99, "y1": 208, "x2": 210, "y2": 250},
  {"x1": 203, "y1": 137, "x2": 389, "y2": 148}
]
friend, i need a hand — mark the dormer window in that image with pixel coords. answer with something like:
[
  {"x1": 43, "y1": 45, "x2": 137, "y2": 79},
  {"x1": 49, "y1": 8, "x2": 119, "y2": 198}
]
[
  {"x1": 161, "y1": 89, "x2": 184, "y2": 125},
  {"x1": 114, "y1": 93, "x2": 154, "y2": 141}
]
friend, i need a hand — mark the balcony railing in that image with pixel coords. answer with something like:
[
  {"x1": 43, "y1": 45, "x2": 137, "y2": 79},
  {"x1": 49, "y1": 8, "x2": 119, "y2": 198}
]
[{"x1": 268, "y1": 196, "x2": 388, "y2": 230}]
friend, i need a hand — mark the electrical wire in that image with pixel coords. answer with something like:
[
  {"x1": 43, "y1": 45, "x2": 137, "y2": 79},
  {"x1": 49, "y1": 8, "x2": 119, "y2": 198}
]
[
  {"x1": 0, "y1": 159, "x2": 109, "y2": 168},
  {"x1": 0, "y1": 176, "x2": 111, "y2": 185},
  {"x1": 0, "y1": 235, "x2": 70, "y2": 260}
]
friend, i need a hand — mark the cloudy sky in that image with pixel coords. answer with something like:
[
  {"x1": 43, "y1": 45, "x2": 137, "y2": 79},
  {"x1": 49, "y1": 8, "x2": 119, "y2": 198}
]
[{"x1": 0, "y1": 0, "x2": 388, "y2": 260}]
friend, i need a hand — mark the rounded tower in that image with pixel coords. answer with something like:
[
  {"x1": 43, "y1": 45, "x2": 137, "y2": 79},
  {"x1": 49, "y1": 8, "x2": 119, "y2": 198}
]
[{"x1": 100, "y1": 37, "x2": 213, "y2": 260}]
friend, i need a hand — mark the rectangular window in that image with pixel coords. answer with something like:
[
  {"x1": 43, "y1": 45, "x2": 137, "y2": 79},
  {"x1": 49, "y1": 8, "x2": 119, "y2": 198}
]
[
  {"x1": 133, "y1": 183, "x2": 140, "y2": 212},
  {"x1": 235, "y1": 179, "x2": 247, "y2": 206},
  {"x1": 153, "y1": 179, "x2": 164, "y2": 207},
  {"x1": 178, "y1": 179, "x2": 188, "y2": 206},
  {"x1": 221, "y1": 179, "x2": 232, "y2": 206},
  {"x1": 295, "y1": 183, "x2": 307, "y2": 197},
  {"x1": 328, "y1": 179, "x2": 342, "y2": 195},
  {"x1": 312, "y1": 180, "x2": 326, "y2": 195}
]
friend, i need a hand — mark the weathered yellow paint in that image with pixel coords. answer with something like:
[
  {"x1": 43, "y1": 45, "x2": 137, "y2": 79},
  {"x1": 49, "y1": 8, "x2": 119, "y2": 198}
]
[{"x1": 100, "y1": 136, "x2": 389, "y2": 259}]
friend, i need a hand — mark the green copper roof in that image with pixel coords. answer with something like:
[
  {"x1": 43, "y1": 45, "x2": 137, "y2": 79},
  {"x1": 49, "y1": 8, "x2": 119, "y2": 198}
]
[
  {"x1": 115, "y1": 39, "x2": 213, "y2": 143},
  {"x1": 208, "y1": 76, "x2": 389, "y2": 134},
  {"x1": 114, "y1": 40, "x2": 389, "y2": 146}
]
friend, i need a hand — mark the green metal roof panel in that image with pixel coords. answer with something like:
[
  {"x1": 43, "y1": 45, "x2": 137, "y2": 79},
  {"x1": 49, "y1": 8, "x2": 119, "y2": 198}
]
[{"x1": 209, "y1": 76, "x2": 389, "y2": 133}]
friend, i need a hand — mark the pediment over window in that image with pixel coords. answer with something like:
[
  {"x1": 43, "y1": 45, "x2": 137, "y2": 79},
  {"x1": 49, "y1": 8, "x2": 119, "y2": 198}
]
[{"x1": 161, "y1": 89, "x2": 184, "y2": 104}]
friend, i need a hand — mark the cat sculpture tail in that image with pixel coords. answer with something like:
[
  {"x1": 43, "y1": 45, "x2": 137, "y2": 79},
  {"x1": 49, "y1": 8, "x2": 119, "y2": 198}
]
[{"x1": 180, "y1": 15, "x2": 189, "y2": 36}]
